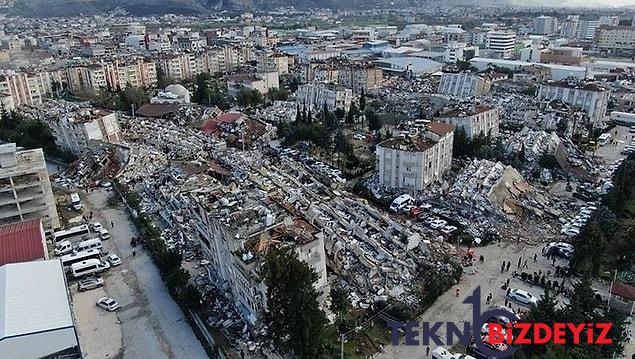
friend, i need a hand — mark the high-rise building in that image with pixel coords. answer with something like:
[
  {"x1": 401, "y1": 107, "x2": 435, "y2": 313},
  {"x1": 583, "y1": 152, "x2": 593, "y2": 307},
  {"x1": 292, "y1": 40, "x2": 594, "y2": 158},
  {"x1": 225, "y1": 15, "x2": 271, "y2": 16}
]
[
  {"x1": 0, "y1": 143, "x2": 59, "y2": 232},
  {"x1": 486, "y1": 30, "x2": 516, "y2": 59},
  {"x1": 534, "y1": 16, "x2": 559, "y2": 35},
  {"x1": 560, "y1": 15, "x2": 580, "y2": 39}
]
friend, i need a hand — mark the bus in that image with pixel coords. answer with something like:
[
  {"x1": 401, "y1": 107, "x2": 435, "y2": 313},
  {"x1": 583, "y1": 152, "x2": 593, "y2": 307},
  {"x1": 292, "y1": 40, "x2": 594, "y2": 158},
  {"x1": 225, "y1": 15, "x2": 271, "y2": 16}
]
[
  {"x1": 52, "y1": 224, "x2": 90, "y2": 242},
  {"x1": 61, "y1": 248, "x2": 101, "y2": 269},
  {"x1": 70, "y1": 192, "x2": 82, "y2": 210}
]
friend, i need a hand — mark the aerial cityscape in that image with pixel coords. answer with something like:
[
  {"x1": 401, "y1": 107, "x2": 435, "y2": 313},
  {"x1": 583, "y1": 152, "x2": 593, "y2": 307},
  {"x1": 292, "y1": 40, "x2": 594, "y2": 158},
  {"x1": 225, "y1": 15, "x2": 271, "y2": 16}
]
[{"x1": 0, "y1": 1, "x2": 634, "y2": 358}]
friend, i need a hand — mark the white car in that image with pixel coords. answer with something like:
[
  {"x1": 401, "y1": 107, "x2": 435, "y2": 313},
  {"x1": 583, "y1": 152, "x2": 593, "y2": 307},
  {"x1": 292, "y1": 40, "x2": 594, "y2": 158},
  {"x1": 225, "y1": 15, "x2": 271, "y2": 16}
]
[
  {"x1": 90, "y1": 222, "x2": 103, "y2": 232},
  {"x1": 441, "y1": 225, "x2": 458, "y2": 234},
  {"x1": 78, "y1": 277, "x2": 104, "y2": 292},
  {"x1": 430, "y1": 219, "x2": 448, "y2": 229},
  {"x1": 561, "y1": 227, "x2": 580, "y2": 237},
  {"x1": 507, "y1": 289, "x2": 538, "y2": 306},
  {"x1": 96, "y1": 297, "x2": 120, "y2": 311},
  {"x1": 107, "y1": 253, "x2": 122, "y2": 267},
  {"x1": 402, "y1": 204, "x2": 415, "y2": 214},
  {"x1": 99, "y1": 228, "x2": 111, "y2": 240}
]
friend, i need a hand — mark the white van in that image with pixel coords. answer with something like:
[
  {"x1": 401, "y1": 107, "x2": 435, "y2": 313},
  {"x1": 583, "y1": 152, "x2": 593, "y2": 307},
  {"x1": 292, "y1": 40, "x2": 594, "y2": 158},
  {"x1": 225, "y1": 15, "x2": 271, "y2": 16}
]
[
  {"x1": 54, "y1": 240, "x2": 73, "y2": 256},
  {"x1": 71, "y1": 259, "x2": 110, "y2": 278},
  {"x1": 389, "y1": 194, "x2": 414, "y2": 212},
  {"x1": 597, "y1": 133, "x2": 612, "y2": 146},
  {"x1": 70, "y1": 192, "x2": 83, "y2": 211},
  {"x1": 74, "y1": 238, "x2": 103, "y2": 252}
]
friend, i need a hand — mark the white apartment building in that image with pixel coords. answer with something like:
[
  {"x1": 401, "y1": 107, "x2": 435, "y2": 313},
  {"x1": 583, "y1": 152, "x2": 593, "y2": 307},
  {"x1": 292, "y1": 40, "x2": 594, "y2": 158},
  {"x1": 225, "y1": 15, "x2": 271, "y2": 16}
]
[
  {"x1": 486, "y1": 30, "x2": 517, "y2": 59},
  {"x1": 437, "y1": 72, "x2": 491, "y2": 97},
  {"x1": 537, "y1": 81, "x2": 610, "y2": 123},
  {"x1": 443, "y1": 42, "x2": 479, "y2": 63},
  {"x1": 0, "y1": 143, "x2": 59, "y2": 232},
  {"x1": 338, "y1": 63, "x2": 383, "y2": 94},
  {"x1": 295, "y1": 82, "x2": 353, "y2": 112},
  {"x1": 595, "y1": 26, "x2": 635, "y2": 55},
  {"x1": 437, "y1": 105, "x2": 500, "y2": 139},
  {"x1": 44, "y1": 109, "x2": 122, "y2": 155},
  {"x1": 577, "y1": 20, "x2": 598, "y2": 41},
  {"x1": 227, "y1": 71, "x2": 279, "y2": 97},
  {"x1": 534, "y1": 16, "x2": 559, "y2": 35},
  {"x1": 376, "y1": 122, "x2": 454, "y2": 191}
]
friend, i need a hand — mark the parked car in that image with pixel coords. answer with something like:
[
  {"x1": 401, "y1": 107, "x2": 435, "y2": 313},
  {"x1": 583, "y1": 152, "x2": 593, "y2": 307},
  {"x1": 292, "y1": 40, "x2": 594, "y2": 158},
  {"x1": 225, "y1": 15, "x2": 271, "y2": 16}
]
[
  {"x1": 441, "y1": 225, "x2": 458, "y2": 234},
  {"x1": 96, "y1": 297, "x2": 120, "y2": 311},
  {"x1": 78, "y1": 277, "x2": 104, "y2": 292},
  {"x1": 99, "y1": 228, "x2": 110, "y2": 240},
  {"x1": 430, "y1": 219, "x2": 448, "y2": 229},
  {"x1": 90, "y1": 222, "x2": 103, "y2": 232},
  {"x1": 507, "y1": 289, "x2": 538, "y2": 306},
  {"x1": 107, "y1": 253, "x2": 122, "y2": 267}
]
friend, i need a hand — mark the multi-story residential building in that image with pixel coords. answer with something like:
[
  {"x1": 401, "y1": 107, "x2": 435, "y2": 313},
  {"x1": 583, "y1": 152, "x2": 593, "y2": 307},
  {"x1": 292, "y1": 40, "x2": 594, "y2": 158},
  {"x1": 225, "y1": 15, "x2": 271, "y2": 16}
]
[
  {"x1": 44, "y1": 108, "x2": 122, "y2": 155},
  {"x1": 185, "y1": 177, "x2": 329, "y2": 325},
  {"x1": 486, "y1": 30, "x2": 516, "y2": 59},
  {"x1": 227, "y1": 71, "x2": 279, "y2": 97},
  {"x1": 534, "y1": 16, "x2": 559, "y2": 35},
  {"x1": 376, "y1": 122, "x2": 454, "y2": 191},
  {"x1": 295, "y1": 82, "x2": 353, "y2": 112},
  {"x1": 0, "y1": 70, "x2": 64, "y2": 107},
  {"x1": 560, "y1": 16, "x2": 580, "y2": 39},
  {"x1": 443, "y1": 42, "x2": 479, "y2": 63},
  {"x1": 437, "y1": 72, "x2": 491, "y2": 97},
  {"x1": 577, "y1": 20, "x2": 598, "y2": 41},
  {"x1": 0, "y1": 92, "x2": 15, "y2": 111},
  {"x1": 540, "y1": 46, "x2": 585, "y2": 66},
  {"x1": 598, "y1": 16, "x2": 621, "y2": 27},
  {"x1": 537, "y1": 81, "x2": 610, "y2": 123},
  {"x1": 0, "y1": 143, "x2": 59, "y2": 232},
  {"x1": 338, "y1": 63, "x2": 383, "y2": 94},
  {"x1": 66, "y1": 58, "x2": 157, "y2": 94},
  {"x1": 595, "y1": 26, "x2": 635, "y2": 56},
  {"x1": 437, "y1": 105, "x2": 500, "y2": 138}
]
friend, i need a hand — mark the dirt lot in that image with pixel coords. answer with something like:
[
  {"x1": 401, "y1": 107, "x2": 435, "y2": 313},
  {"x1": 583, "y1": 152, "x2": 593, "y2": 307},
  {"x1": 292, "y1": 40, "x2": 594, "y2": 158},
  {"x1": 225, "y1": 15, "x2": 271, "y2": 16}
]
[
  {"x1": 376, "y1": 240, "x2": 579, "y2": 358},
  {"x1": 69, "y1": 188, "x2": 207, "y2": 359}
]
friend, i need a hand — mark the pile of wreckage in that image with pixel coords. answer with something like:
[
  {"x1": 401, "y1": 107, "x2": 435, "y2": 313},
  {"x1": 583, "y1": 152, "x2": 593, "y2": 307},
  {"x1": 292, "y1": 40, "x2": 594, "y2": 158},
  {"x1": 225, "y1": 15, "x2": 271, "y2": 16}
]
[{"x1": 52, "y1": 148, "x2": 120, "y2": 189}]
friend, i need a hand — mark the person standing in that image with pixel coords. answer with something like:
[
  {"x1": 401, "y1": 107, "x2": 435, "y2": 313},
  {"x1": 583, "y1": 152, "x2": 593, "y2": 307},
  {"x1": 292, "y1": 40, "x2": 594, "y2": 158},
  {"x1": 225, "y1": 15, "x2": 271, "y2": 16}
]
[
  {"x1": 517, "y1": 257, "x2": 522, "y2": 268},
  {"x1": 506, "y1": 261, "x2": 511, "y2": 272},
  {"x1": 455, "y1": 288, "x2": 461, "y2": 297}
]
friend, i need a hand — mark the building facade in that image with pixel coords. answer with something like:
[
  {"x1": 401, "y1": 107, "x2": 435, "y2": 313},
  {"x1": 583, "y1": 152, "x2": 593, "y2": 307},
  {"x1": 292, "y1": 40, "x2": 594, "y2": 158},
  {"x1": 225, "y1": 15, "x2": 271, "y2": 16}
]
[
  {"x1": 437, "y1": 72, "x2": 491, "y2": 97},
  {"x1": 376, "y1": 122, "x2": 454, "y2": 191},
  {"x1": 295, "y1": 82, "x2": 353, "y2": 112},
  {"x1": 0, "y1": 143, "x2": 59, "y2": 232},
  {"x1": 44, "y1": 109, "x2": 122, "y2": 155},
  {"x1": 595, "y1": 26, "x2": 635, "y2": 56},
  {"x1": 537, "y1": 81, "x2": 610, "y2": 123},
  {"x1": 437, "y1": 106, "x2": 500, "y2": 139},
  {"x1": 486, "y1": 30, "x2": 516, "y2": 59}
]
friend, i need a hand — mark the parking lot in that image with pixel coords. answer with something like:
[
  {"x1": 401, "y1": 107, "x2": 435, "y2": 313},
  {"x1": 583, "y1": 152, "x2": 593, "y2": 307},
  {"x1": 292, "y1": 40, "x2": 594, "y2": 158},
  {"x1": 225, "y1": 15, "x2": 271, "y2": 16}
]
[
  {"x1": 594, "y1": 125, "x2": 635, "y2": 162},
  {"x1": 62, "y1": 189, "x2": 207, "y2": 358}
]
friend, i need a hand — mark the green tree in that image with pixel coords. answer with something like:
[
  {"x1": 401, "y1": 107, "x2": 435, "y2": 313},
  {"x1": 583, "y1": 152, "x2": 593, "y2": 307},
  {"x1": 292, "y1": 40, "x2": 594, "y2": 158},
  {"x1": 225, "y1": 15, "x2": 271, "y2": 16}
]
[
  {"x1": 156, "y1": 67, "x2": 171, "y2": 88},
  {"x1": 452, "y1": 126, "x2": 471, "y2": 158},
  {"x1": 359, "y1": 88, "x2": 366, "y2": 111},
  {"x1": 262, "y1": 248, "x2": 327, "y2": 358},
  {"x1": 120, "y1": 85, "x2": 149, "y2": 111},
  {"x1": 367, "y1": 109, "x2": 382, "y2": 132},
  {"x1": 268, "y1": 87, "x2": 289, "y2": 101},
  {"x1": 345, "y1": 102, "x2": 358, "y2": 125},
  {"x1": 193, "y1": 72, "x2": 212, "y2": 104}
]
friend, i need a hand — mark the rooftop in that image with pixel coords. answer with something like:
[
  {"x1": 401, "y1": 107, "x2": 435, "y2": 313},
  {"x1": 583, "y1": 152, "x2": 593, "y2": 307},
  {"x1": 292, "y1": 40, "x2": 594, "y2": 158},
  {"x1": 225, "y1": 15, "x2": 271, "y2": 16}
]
[
  {"x1": 0, "y1": 219, "x2": 46, "y2": 266},
  {"x1": 0, "y1": 260, "x2": 74, "y2": 340},
  {"x1": 427, "y1": 121, "x2": 456, "y2": 136},
  {"x1": 378, "y1": 136, "x2": 436, "y2": 152}
]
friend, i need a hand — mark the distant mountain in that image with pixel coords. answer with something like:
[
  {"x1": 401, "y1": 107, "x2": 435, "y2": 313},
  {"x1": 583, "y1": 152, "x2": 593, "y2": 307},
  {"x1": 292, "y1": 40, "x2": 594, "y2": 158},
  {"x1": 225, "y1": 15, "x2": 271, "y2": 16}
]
[
  {"x1": 4, "y1": 0, "x2": 632, "y2": 17},
  {"x1": 5, "y1": 0, "x2": 424, "y2": 16}
]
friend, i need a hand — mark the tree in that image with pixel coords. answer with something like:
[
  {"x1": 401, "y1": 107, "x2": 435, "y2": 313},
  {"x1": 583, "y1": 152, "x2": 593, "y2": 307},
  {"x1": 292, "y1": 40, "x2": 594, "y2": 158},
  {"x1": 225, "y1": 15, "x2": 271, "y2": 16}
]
[
  {"x1": 156, "y1": 67, "x2": 171, "y2": 88},
  {"x1": 268, "y1": 87, "x2": 289, "y2": 101},
  {"x1": 237, "y1": 88, "x2": 263, "y2": 107},
  {"x1": 262, "y1": 248, "x2": 327, "y2": 358},
  {"x1": 452, "y1": 126, "x2": 471, "y2": 158},
  {"x1": 120, "y1": 85, "x2": 149, "y2": 111},
  {"x1": 367, "y1": 109, "x2": 382, "y2": 132},
  {"x1": 330, "y1": 286, "x2": 351, "y2": 332},
  {"x1": 295, "y1": 105, "x2": 302, "y2": 124},
  {"x1": 345, "y1": 102, "x2": 358, "y2": 125},
  {"x1": 193, "y1": 73, "x2": 212, "y2": 104},
  {"x1": 359, "y1": 88, "x2": 366, "y2": 111}
]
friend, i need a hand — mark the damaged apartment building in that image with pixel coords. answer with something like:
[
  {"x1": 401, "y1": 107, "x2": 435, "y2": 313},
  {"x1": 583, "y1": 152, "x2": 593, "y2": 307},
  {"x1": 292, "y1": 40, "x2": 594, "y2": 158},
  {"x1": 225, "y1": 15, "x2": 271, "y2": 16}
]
[
  {"x1": 436, "y1": 104, "x2": 500, "y2": 138},
  {"x1": 23, "y1": 100, "x2": 123, "y2": 155},
  {"x1": 376, "y1": 122, "x2": 455, "y2": 191}
]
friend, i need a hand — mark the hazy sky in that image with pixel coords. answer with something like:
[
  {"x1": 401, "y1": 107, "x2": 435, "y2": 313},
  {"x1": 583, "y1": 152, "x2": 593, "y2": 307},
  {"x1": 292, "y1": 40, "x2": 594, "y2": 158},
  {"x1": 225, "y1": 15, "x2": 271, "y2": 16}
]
[{"x1": 513, "y1": 0, "x2": 635, "y2": 7}]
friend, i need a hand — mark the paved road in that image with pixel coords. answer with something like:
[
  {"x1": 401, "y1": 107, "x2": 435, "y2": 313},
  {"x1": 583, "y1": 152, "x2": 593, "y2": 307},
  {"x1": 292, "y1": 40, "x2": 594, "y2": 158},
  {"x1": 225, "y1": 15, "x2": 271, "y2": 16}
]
[{"x1": 80, "y1": 189, "x2": 207, "y2": 359}]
